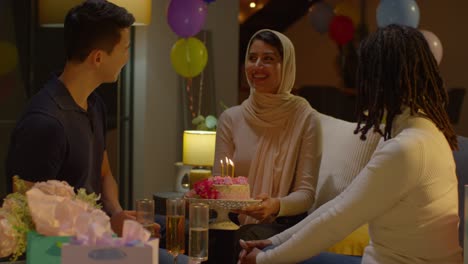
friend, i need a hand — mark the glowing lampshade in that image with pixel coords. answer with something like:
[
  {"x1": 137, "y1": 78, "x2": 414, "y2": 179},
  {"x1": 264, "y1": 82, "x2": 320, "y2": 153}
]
[
  {"x1": 38, "y1": 0, "x2": 151, "y2": 27},
  {"x1": 182, "y1": 130, "x2": 216, "y2": 167}
]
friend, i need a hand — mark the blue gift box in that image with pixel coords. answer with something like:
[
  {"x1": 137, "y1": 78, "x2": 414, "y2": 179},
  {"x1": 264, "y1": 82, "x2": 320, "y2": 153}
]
[{"x1": 26, "y1": 231, "x2": 70, "y2": 264}]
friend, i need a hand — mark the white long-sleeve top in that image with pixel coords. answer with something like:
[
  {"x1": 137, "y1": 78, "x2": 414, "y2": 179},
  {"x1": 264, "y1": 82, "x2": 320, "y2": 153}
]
[
  {"x1": 257, "y1": 110, "x2": 462, "y2": 264},
  {"x1": 213, "y1": 105, "x2": 322, "y2": 217}
]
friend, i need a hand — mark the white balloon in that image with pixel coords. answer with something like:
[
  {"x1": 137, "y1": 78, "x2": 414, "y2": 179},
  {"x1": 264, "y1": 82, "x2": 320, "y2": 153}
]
[{"x1": 420, "y1": 29, "x2": 443, "y2": 65}]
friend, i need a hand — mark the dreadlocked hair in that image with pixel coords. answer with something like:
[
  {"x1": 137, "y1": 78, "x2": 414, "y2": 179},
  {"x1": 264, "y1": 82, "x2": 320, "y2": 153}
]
[{"x1": 354, "y1": 24, "x2": 458, "y2": 150}]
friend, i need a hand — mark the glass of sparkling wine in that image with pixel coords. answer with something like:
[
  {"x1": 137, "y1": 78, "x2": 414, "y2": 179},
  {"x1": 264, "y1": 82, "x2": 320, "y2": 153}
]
[
  {"x1": 189, "y1": 203, "x2": 209, "y2": 263},
  {"x1": 166, "y1": 198, "x2": 186, "y2": 264},
  {"x1": 135, "y1": 198, "x2": 155, "y2": 237}
]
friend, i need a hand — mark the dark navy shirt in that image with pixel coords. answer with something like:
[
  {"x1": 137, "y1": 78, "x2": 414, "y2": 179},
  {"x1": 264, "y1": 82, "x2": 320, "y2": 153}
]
[{"x1": 6, "y1": 75, "x2": 107, "y2": 195}]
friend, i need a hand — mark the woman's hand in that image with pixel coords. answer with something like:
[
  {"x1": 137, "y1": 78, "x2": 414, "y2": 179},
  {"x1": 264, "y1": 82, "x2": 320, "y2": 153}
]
[
  {"x1": 234, "y1": 193, "x2": 280, "y2": 222},
  {"x1": 240, "y1": 239, "x2": 272, "y2": 250},
  {"x1": 238, "y1": 239, "x2": 272, "y2": 264},
  {"x1": 238, "y1": 248, "x2": 261, "y2": 264}
]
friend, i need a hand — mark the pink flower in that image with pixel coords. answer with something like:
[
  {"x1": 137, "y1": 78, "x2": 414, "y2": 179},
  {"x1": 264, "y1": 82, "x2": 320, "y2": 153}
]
[
  {"x1": 233, "y1": 176, "x2": 248, "y2": 185},
  {"x1": 222, "y1": 177, "x2": 233, "y2": 185},
  {"x1": 0, "y1": 217, "x2": 17, "y2": 258},
  {"x1": 211, "y1": 176, "x2": 225, "y2": 184},
  {"x1": 193, "y1": 179, "x2": 219, "y2": 199},
  {"x1": 33, "y1": 180, "x2": 75, "y2": 198},
  {"x1": 26, "y1": 187, "x2": 111, "y2": 238}
]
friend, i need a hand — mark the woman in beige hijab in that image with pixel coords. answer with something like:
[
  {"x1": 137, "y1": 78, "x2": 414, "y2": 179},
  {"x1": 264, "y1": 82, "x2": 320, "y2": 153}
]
[
  {"x1": 213, "y1": 29, "x2": 322, "y2": 242},
  {"x1": 238, "y1": 25, "x2": 461, "y2": 264}
]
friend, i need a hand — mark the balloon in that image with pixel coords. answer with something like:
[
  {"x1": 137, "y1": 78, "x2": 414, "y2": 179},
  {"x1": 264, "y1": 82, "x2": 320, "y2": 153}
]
[
  {"x1": 376, "y1": 0, "x2": 420, "y2": 28},
  {"x1": 170, "y1": 37, "x2": 208, "y2": 78},
  {"x1": 334, "y1": 2, "x2": 360, "y2": 26},
  {"x1": 167, "y1": 0, "x2": 207, "y2": 37},
  {"x1": 0, "y1": 42, "x2": 18, "y2": 76},
  {"x1": 0, "y1": 72, "x2": 15, "y2": 104},
  {"x1": 329, "y1": 15, "x2": 355, "y2": 46},
  {"x1": 420, "y1": 30, "x2": 443, "y2": 65},
  {"x1": 308, "y1": 2, "x2": 334, "y2": 34}
]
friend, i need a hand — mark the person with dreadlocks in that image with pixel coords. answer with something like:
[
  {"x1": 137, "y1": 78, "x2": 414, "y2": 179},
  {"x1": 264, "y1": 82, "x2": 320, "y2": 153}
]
[{"x1": 238, "y1": 24, "x2": 462, "y2": 264}]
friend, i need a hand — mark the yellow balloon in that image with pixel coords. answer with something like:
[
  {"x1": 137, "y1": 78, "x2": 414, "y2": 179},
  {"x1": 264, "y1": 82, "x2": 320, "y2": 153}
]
[
  {"x1": 170, "y1": 37, "x2": 208, "y2": 78},
  {"x1": 0, "y1": 41, "x2": 18, "y2": 76},
  {"x1": 334, "y1": 2, "x2": 360, "y2": 26}
]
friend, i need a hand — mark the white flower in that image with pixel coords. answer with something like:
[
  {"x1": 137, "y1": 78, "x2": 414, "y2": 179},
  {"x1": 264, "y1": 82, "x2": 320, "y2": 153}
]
[{"x1": 33, "y1": 180, "x2": 75, "y2": 198}]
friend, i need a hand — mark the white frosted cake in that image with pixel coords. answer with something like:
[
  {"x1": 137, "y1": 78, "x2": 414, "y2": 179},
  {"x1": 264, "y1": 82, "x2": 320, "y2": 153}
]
[{"x1": 213, "y1": 184, "x2": 250, "y2": 200}]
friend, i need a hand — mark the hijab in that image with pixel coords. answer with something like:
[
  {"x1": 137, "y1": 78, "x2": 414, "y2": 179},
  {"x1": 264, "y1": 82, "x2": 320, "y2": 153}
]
[{"x1": 241, "y1": 29, "x2": 313, "y2": 224}]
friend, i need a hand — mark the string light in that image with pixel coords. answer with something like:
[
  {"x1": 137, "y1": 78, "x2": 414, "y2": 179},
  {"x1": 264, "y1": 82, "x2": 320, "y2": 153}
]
[{"x1": 249, "y1": 1, "x2": 256, "y2": 8}]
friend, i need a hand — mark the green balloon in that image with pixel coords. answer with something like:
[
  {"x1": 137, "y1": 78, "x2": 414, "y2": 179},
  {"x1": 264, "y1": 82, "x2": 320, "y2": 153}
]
[{"x1": 170, "y1": 37, "x2": 208, "y2": 78}]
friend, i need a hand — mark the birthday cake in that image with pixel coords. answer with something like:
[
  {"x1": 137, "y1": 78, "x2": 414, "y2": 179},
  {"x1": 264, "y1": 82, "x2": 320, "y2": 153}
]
[{"x1": 189, "y1": 176, "x2": 250, "y2": 200}]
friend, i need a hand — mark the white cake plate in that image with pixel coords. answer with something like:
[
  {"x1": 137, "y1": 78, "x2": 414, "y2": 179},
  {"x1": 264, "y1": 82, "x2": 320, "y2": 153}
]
[{"x1": 188, "y1": 198, "x2": 261, "y2": 230}]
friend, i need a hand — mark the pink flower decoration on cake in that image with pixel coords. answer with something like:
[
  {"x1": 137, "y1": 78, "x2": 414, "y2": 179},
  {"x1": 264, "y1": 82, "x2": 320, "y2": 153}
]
[
  {"x1": 232, "y1": 176, "x2": 248, "y2": 184},
  {"x1": 192, "y1": 176, "x2": 249, "y2": 199},
  {"x1": 193, "y1": 179, "x2": 219, "y2": 199}
]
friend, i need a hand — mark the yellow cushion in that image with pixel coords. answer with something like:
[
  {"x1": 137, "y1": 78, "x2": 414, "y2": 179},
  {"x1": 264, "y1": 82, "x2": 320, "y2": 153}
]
[{"x1": 327, "y1": 224, "x2": 369, "y2": 256}]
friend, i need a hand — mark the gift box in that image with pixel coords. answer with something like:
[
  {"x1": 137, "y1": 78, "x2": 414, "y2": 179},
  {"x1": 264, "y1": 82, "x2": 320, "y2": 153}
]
[
  {"x1": 25, "y1": 231, "x2": 159, "y2": 264},
  {"x1": 61, "y1": 239, "x2": 159, "y2": 264},
  {"x1": 26, "y1": 231, "x2": 71, "y2": 264}
]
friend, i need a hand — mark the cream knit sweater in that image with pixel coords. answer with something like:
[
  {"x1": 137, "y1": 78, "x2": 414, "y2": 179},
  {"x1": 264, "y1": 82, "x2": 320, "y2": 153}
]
[{"x1": 257, "y1": 111, "x2": 462, "y2": 264}]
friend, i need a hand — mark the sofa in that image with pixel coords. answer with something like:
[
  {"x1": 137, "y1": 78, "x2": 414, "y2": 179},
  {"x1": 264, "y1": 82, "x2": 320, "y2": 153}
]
[{"x1": 315, "y1": 113, "x2": 468, "y2": 255}]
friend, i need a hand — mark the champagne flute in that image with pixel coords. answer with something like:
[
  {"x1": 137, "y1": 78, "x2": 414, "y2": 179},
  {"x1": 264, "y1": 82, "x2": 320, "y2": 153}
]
[
  {"x1": 166, "y1": 198, "x2": 186, "y2": 264},
  {"x1": 135, "y1": 198, "x2": 155, "y2": 237},
  {"x1": 189, "y1": 203, "x2": 209, "y2": 263}
]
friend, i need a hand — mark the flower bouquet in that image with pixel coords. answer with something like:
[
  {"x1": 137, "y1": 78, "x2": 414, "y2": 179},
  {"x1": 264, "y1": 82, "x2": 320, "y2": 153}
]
[
  {"x1": 0, "y1": 176, "x2": 155, "y2": 263},
  {"x1": 0, "y1": 176, "x2": 102, "y2": 261}
]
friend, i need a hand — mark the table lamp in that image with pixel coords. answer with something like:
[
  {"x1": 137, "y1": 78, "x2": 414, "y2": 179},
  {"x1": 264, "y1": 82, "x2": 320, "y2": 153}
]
[
  {"x1": 182, "y1": 130, "x2": 216, "y2": 188},
  {"x1": 38, "y1": 0, "x2": 152, "y2": 27}
]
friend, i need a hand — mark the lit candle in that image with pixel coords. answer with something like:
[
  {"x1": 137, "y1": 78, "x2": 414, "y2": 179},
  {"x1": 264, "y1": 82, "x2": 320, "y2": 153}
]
[
  {"x1": 229, "y1": 159, "x2": 235, "y2": 177},
  {"x1": 220, "y1": 159, "x2": 224, "y2": 177},
  {"x1": 225, "y1": 157, "x2": 230, "y2": 177}
]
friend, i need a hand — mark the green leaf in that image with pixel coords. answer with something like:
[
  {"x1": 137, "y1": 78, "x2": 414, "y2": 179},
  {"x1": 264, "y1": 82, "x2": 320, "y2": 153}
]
[
  {"x1": 192, "y1": 115, "x2": 205, "y2": 125},
  {"x1": 219, "y1": 101, "x2": 229, "y2": 110},
  {"x1": 196, "y1": 123, "x2": 208, "y2": 130}
]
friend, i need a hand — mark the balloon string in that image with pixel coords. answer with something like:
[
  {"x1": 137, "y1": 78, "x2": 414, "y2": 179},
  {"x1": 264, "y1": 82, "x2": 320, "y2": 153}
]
[
  {"x1": 186, "y1": 78, "x2": 196, "y2": 118},
  {"x1": 197, "y1": 31, "x2": 207, "y2": 117}
]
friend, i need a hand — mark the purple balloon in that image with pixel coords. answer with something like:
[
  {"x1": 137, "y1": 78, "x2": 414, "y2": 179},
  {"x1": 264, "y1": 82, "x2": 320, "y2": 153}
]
[{"x1": 167, "y1": 0, "x2": 207, "y2": 38}]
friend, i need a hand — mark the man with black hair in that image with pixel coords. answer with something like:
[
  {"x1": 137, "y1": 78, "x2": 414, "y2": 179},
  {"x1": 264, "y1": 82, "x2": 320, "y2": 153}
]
[{"x1": 6, "y1": 0, "x2": 138, "y2": 236}]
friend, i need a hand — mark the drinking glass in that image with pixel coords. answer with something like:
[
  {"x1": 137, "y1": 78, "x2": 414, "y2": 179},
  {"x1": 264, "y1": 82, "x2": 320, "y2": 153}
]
[
  {"x1": 166, "y1": 198, "x2": 186, "y2": 264},
  {"x1": 189, "y1": 203, "x2": 209, "y2": 263},
  {"x1": 135, "y1": 198, "x2": 155, "y2": 237}
]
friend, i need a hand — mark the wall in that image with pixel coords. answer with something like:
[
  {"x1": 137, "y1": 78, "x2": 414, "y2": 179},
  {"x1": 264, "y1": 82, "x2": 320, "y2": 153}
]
[
  {"x1": 284, "y1": 0, "x2": 468, "y2": 136},
  {"x1": 132, "y1": 0, "x2": 239, "y2": 200}
]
